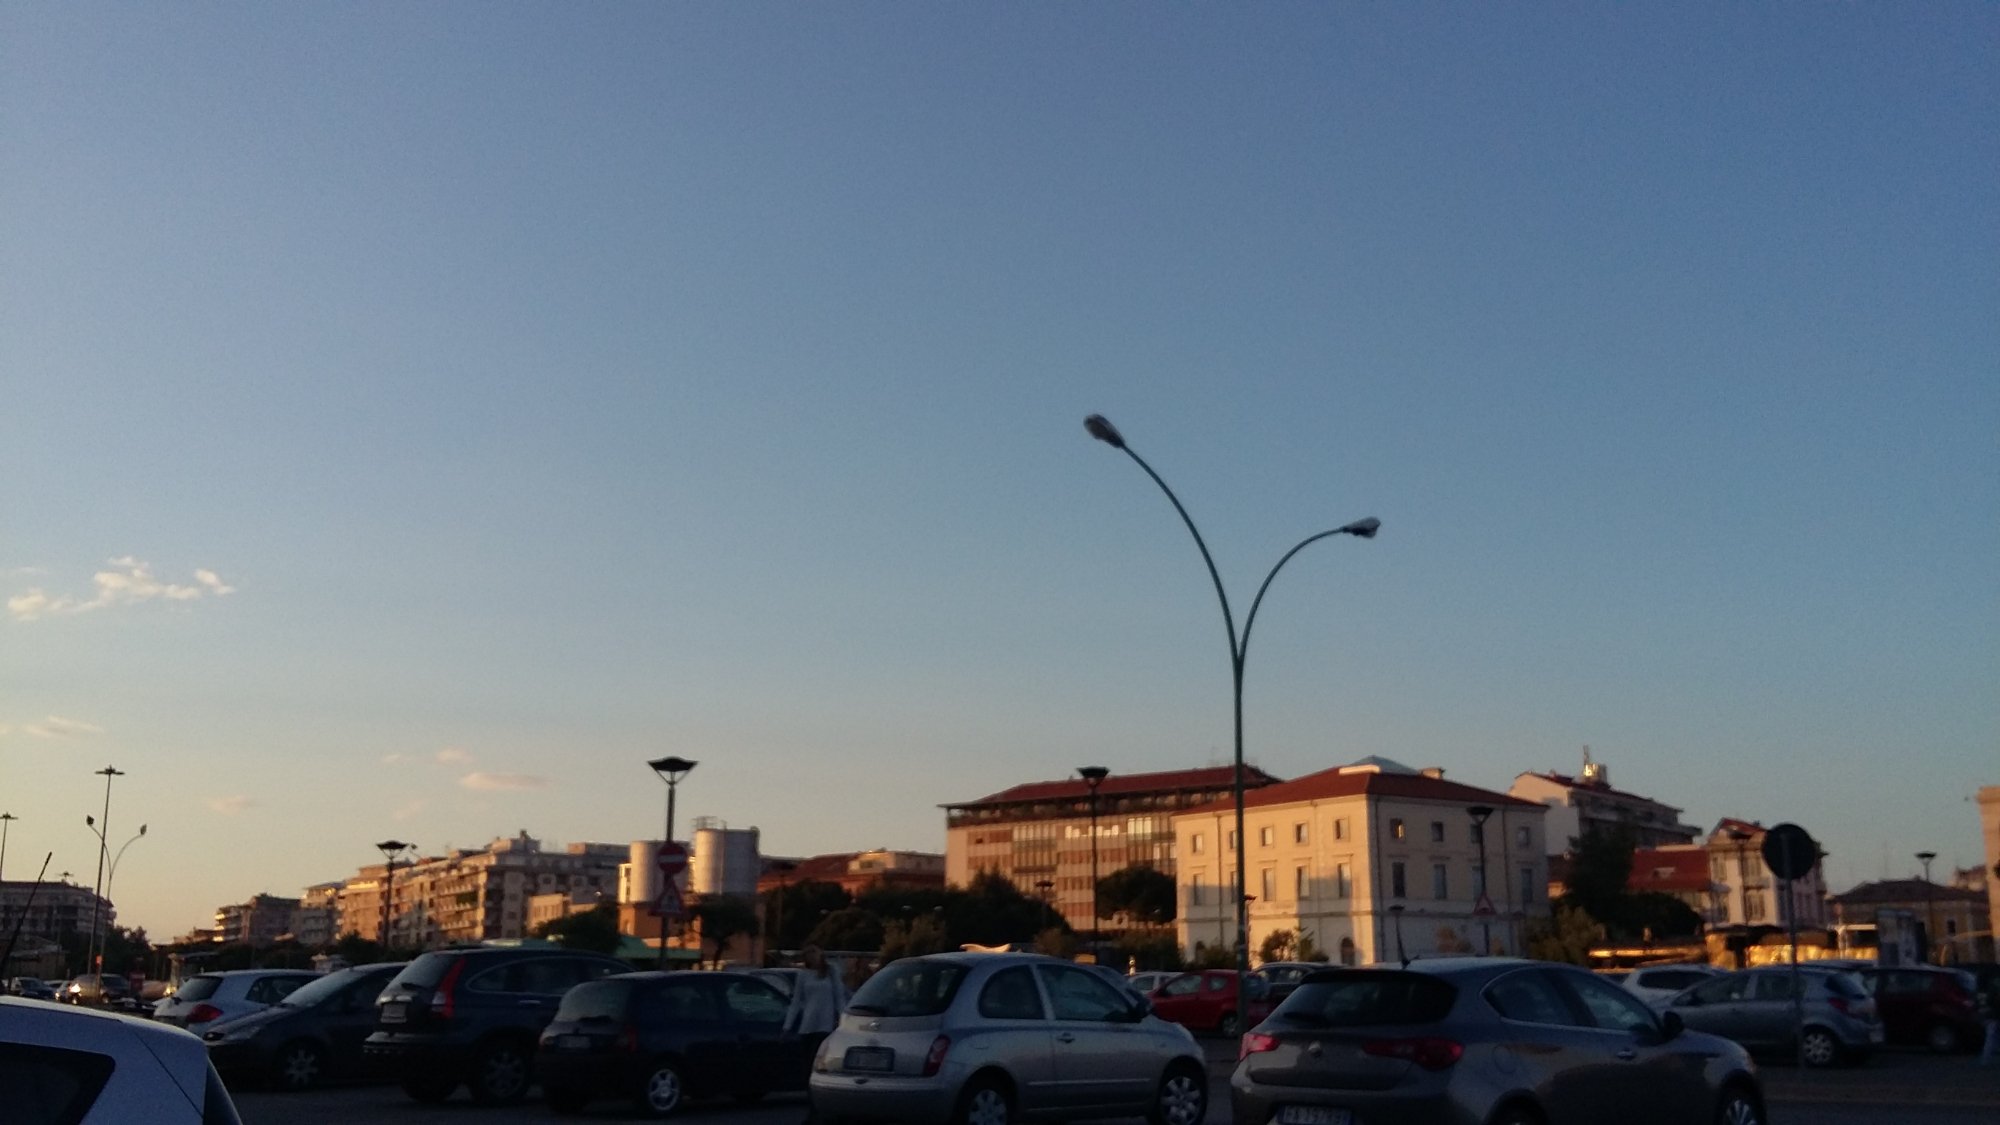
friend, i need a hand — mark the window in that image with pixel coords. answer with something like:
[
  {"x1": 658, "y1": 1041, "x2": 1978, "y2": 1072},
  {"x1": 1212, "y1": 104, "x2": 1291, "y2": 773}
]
[
  {"x1": 1391, "y1": 862, "x2": 1407, "y2": 899},
  {"x1": 1746, "y1": 891, "x2": 1765, "y2": 922},
  {"x1": 977, "y1": 967, "x2": 1046, "y2": 1020},
  {"x1": 1429, "y1": 821, "x2": 1445, "y2": 843},
  {"x1": 1295, "y1": 866, "x2": 1309, "y2": 899},
  {"x1": 1432, "y1": 863, "x2": 1449, "y2": 900},
  {"x1": 1227, "y1": 830, "x2": 1238, "y2": 851},
  {"x1": 1189, "y1": 874, "x2": 1205, "y2": 906},
  {"x1": 0, "y1": 1043, "x2": 116, "y2": 1125},
  {"x1": 655, "y1": 978, "x2": 721, "y2": 1022},
  {"x1": 723, "y1": 978, "x2": 788, "y2": 1025},
  {"x1": 1036, "y1": 965, "x2": 1132, "y2": 1022},
  {"x1": 1191, "y1": 833, "x2": 1205, "y2": 854},
  {"x1": 1563, "y1": 973, "x2": 1658, "y2": 1033},
  {"x1": 1470, "y1": 821, "x2": 1484, "y2": 845},
  {"x1": 1682, "y1": 975, "x2": 1751, "y2": 1007},
  {"x1": 1294, "y1": 822, "x2": 1309, "y2": 844},
  {"x1": 1520, "y1": 866, "x2": 1535, "y2": 908},
  {"x1": 1335, "y1": 862, "x2": 1352, "y2": 898},
  {"x1": 848, "y1": 961, "x2": 970, "y2": 1018},
  {"x1": 1158, "y1": 974, "x2": 1201, "y2": 998},
  {"x1": 1334, "y1": 818, "x2": 1349, "y2": 841},
  {"x1": 1515, "y1": 826, "x2": 1531, "y2": 848},
  {"x1": 1259, "y1": 826, "x2": 1275, "y2": 847},
  {"x1": 1260, "y1": 868, "x2": 1276, "y2": 902},
  {"x1": 1390, "y1": 819, "x2": 1405, "y2": 840},
  {"x1": 1484, "y1": 970, "x2": 1576, "y2": 1025}
]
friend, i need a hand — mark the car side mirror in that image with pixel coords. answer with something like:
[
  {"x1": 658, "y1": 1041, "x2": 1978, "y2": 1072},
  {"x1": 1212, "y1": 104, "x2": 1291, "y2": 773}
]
[{"x1": 1660, "y1": 1010, "x2": 1685, "y2": 1040}]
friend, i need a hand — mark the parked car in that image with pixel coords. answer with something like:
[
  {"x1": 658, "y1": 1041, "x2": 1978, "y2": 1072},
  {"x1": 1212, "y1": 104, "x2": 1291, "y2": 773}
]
[
  {"x1": 1855, "y1": 966, "x2": 1983, "y2": 1053},
  {"x1": 1232, "y1": 959, "x2": 1765, "y2": 1125},
  {"x1": 1621, "y1": 963, "x2": 1725, "y2": 1009},
  {"x1": 1664, "y1": 966, "x2": 1880, "y2": 1067},
  {"x1": 1148, "y1": 968, "x2": 1274, "y2": 1037},
  {"x1": 809, "y1": 951, "x2": 1207, "y2": 1125},
  {"x1": 62, "y1": 973, "x2": 138, "y2": 1010},
  {"x1": 537, "y1": 970, "x2": 811, "y2": 1115},
  {"x1": 1256, "y1": 961, "x2": 1330, "y2": 1005},
  {"x1": 365, "y1": 946, "x2": 629, "y2": 1104},
  {"x1": 203, "y1": 962, "x2": 406, "y2": 1091},
  {"x1": 7, "y1": 976, "x2": 56, "y2": 1000},
  {"x1": 0, "y1": 995, "x2": 245, "y2": 1124},
  {"x1": 153, "y1": 969, "x2": 320, "y2": 1037},
  {"x1": 1124, "y1": 970, "x2": 1175, "y2": 997}
]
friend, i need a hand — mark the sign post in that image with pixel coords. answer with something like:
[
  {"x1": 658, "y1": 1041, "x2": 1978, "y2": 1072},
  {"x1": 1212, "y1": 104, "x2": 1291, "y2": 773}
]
[
  {"x1": 655, "y1": 842, "x2": 688, "y2": 920},
  {"x1": 1761, "y1": 823, "x2": 1817, "y2": 1070}
]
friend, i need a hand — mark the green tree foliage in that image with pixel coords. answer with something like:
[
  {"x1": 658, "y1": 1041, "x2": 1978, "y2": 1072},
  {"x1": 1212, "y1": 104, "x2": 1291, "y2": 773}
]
[
  {"x1": 762, "y1": 880, "x2": 851, "y2": 951},
  {"x1": 1295, "y1": 929, "x2": 1330, "y2": 963},
  {"x1": 693, "y1": 895, "x2": 760, "y2": 965},
  {"x1": 943, "y1": 872, "x2": 1050, "y2": 947},
  {"x1": 1112, "y1": 930, "x2": 1183, "y2": 972},
  {"x1": 1526, "y1": 902, "x2": 1600, "y2": 965},
  {"x1": 879, "y1": 915, "x2": 953, "y2": 963},
  {"x1": 534, "y1": 904, "x2": 621, "y2": 954},
  {"x1": 1564, "y1": 826, "x2": 1638, "y2": 924},
  {"x1": 1258, "y1": 929, "x2": 1299, "y2": 964},
  {"x1": 1188, "y1": 943, "x2": 1235, "y2": 969},
  {"x1": 806, "y1": 907, "x2": 884, "y2": 953},
  {"x1": 1033, "y1": 927, "x2": 1078, "y2": 959},
  {"x1": 1096, "y1": 865, "x2": 1177, "y2": 925},
  {"x1": 1621, "y1": 892, "x2": 1705, "y2": 942},
  {"x1": 329, "y1": 933, "x2": 389, "y2": 965}
]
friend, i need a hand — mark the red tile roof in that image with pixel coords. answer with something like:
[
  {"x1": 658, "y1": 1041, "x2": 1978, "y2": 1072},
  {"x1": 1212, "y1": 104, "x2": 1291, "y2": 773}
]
[
  {"x1": 946, "y1": 765, "x2": 1280, "y2": 809},
  {"x1": 1628, "y1": 847, "x2": 1713, "y2": 894},
  {"x1": 1180, "y1": 764, "x2": 1536, "y2": 816},
  {"x1": 1830, "y1": 878, "x2": 1987, "y2": 906}
]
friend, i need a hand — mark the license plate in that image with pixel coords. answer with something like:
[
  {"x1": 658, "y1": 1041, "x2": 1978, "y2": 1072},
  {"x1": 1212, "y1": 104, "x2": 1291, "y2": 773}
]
[
  {"x1": 843, "y1": 1046, "x2": 894, "y2": 1072},
  {"x1": 1277, "y1": 1108, "x2": 1352, "y2": 1125},
  {"x1": 379, "y1": 1002, "x2": 408, "y2": 1024}
]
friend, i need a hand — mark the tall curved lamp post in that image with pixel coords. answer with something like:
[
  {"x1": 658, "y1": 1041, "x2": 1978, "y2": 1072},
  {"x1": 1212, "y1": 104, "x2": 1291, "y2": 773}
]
[
  {"x1": 1078, "y1": 766, "x2": 1110, "y2": 953},
  {"x1": 1085, "y1": 413, "x2": 1378, "y2": 983},
  {"x1": 375, "y1": 840, "x2": 416, "y2": 948},
  {"x1": 648, "y1": 756, "x2": 697, "y2": 968}
]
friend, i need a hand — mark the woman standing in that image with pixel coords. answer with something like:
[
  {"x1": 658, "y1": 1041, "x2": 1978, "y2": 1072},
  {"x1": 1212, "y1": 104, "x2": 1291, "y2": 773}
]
[{"x1": 784, "y1": 945, "x2": 847, "y2": 1063}]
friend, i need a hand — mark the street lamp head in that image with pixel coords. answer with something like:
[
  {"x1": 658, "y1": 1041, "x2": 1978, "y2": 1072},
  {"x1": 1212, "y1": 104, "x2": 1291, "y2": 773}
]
[
  {"x1": 95, "y1": 765, "x2": 125, "y2": 778},
  {"x1": 85, "y1": 815, "x2": 95, "y2": 828},
  {"x1": 1077, "y1": 765, "x2": 1110, "y2": 788},
  {"x1": 1338, "y1": 517, "x2": 1381, "y2": 539},
  {"x1": 138, "y1": 824, "x2": 147, "y2": 837},
  {"x1": 648, "y1": 756, "x2": 698, "y2": 781},
  {"x1": 1467, "y1": 805, "x2": 1495, "y2": 825},
  {"x1": 1915, "y1": 850, "x2": 1937, "y2": 862},
  {"x1": 1083, "y1": 414, "x2": 1126, "y2": 449},
  {"x1": 375, "y1": 839, "x2": 413, "y2": 857}
]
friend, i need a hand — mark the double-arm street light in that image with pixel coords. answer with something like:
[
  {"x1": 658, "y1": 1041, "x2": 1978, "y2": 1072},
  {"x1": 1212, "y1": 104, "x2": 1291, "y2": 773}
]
[
  {"x1": 375, "y1": 840, "x2": 416, "y2": 948},
  {"x1": 1468, "y1": 805, "x2": 1494, "y2": 955},
  {"x1": 648, "y1": 756, "x2": 697, "y2": 968},
  {"x1": 1915, "y1": 850, "x2": 1938, "y2": 963},
  {"x1": 1086, "y1": 414, "x2": 1378, "y2": 982},
  {"x1": 1078, "y1": 766, "x2": 1110, "y2": 954}
]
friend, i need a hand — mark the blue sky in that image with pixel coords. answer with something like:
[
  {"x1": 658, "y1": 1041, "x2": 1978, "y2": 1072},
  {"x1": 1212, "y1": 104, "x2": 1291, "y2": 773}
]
[{"x1": 4, "y1": 4, "x2": 1994, "y2": 938}]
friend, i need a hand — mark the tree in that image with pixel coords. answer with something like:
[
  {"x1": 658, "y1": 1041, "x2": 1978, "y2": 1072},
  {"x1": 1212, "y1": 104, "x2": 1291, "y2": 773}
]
[
  {"x1": 879, "y1": 915, "x2": 953, "y2": 962},
  {"x1": 762, "y1": 880, "x2": 851, "y2": 951},
  {"x1": 1294, "y1": 929, "x2": 1329, "y2": 962},
  {"x1": 806, "y1": 908, "x2": 884, "y2": 953},
  {"x1": 1112, "y1": 930, "x2": 1182, "y2": 972},
  {"x1": 1258, "y1": 929, "x2": 1299, "y2": 964},
  {"x1": 535, "y1": 904, "x2": 620, "y2": 955},
  {"x1": 944, "y1": 873, "x2": 1050, "y2": 947},
  {"x1": 1032, "y1": 927, "x2": 1078, "y2": 959},
  {"x1": 1526, "y1": 902, "x2": 1600, "y2": 965},
  {"x1": 1096, "y1": 865, "x2": 1177, "y2": 925},
  {"x1": 1188, "y1": 943, "x2": 1234, "y2": 969},
  {"x1": 1564, "y1": 826, "x2": 1638, "y2": 924},
  {"x1": 692, "y1": 895, "x2": 760, "y2": 966},
  {"x1": 1619, "y1": 892, "x2": 1704, "y2": 943}
]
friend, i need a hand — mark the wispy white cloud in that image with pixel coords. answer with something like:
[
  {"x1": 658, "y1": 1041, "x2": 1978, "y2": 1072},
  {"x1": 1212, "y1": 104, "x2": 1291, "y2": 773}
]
[
  {"x1": 207, "y1": 795, "x2": 256, "y2": 815},
  {"x1": 23, "y1": 715, "x2": 104, "y2": 739},
  {"x1": 381, "y1": 752, "x2": 406, "y2": 764},
  {"x1": 436, "y1": 746, "x2": 474, "y2": 765},
  {"x1": 8, "y1": 558, "x2": 237, "y2": 621},
  {"x1": 393, "y1": 799, "x2": 427, "y2": 821},
  {"x1": 459, "y1": 771, "x2": 548, "y2": 792}
]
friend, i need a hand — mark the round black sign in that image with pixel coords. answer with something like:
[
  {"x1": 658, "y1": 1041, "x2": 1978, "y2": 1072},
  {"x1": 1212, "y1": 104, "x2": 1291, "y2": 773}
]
[{"x1": 1760, "y1": 822, "x2": 1818, "y2": 881}]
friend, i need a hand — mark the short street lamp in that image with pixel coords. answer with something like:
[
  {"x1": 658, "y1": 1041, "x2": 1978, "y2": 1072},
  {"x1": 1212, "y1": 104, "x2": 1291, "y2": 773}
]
[
  {"x1": 1086, "y1": 413, "x2": 1378, "y2": 990},
  {"x1": 1915, "y1": 850, "x2": 1938, "y2": 963},
  {"x1": 648, "y1": 756, "x2": 698, "y2": 968},
  {"x1": 1467, "y1": 805, "x2": 1494, "y2": 955},
  {"x1": 1078, "y1": 766, "x2": 1110, "y2": 953},
  {"x1": 375, "y1": 840, "x2": 415, "y2": 948}
]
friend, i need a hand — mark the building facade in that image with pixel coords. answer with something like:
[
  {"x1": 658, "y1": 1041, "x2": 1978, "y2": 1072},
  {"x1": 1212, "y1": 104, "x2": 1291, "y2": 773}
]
[
  {"x1": 292, "y1": 882, "x2": 342, "y2": 948},
  {"x1": 943, "y1": 765, "x2": 1279, "y2": 932},
  {"x1": 755, "y1": 850, "x2": 946, "y2": 898},
  {"x1": 1829, "y1": 878, "x2": 1991, "y2": 964},
  {"x1": 213, "y1": 894, "x2": 301, "y2": 948},
  {"x1": 0, "y1": 878, "x2": 111, "y2": 942},
  {"x1": 1508, "y1": 750, "x2": 1699, "y2": 854},
  {"x1": 1702, "y1": 818, "x2": 1829, "y2": 931},
  {"x1": 337, "y1": 832, "x2": 625, "y2": 948},
  {"x1": 1172, "y1": 758, "x2": 1548, "y2": 965}
]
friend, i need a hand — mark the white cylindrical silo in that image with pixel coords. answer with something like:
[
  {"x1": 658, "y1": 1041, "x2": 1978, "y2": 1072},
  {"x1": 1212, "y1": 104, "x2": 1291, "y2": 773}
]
[
  {"x1": 691, "y1": 819, "x2": 761, "y2": 897},
  {"x1": 628, "y1": 840, "x2": 659, "y2": 905}
]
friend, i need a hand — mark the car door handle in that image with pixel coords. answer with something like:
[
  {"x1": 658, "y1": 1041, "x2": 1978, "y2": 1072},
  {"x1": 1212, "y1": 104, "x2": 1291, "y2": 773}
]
[
  {"x1": 1616, "y1": 1048, "x2": 1638, "y2": 1061},
  {"x1": 1055, "y1": 1032, "x2": 1076, "y2": 1043}
]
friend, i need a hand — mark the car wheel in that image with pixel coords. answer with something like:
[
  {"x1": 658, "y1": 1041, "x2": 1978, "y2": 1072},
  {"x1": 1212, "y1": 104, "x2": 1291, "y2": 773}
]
[
  {"x1": 953, "y1": 1075, "x2": 1015, "y2": 1125},
  {"x1": 401, "y1": 1074, "x2": 457, "y2": 1103},
  {"x1": 1924, "y1": 1023, "x2": 1960, "y2": 1054},
  {"x1": 1216, "y1": 1011, "x2": 1240, "y2": 1037},
  {"x1": 272, "y1": 1041, "x2": 325, "y2": 1092},
  {"x1": 634, "y1": 1058, "x2": 686, "y2": 1118},
  {"x1": 1148, "y1": 1061, "x2": 1207, "y2": 1125},
  {"x1": 1714, "y1": 1084, "x2": 1763, "y2": 1125},
  {"x1": 468, "y1": 1039, "x2": 532, "y2": 1104},
  {"x1": 544, "y1": 1085, "x2": 590, "y2": 1115},
  {"x1": 1798, "y1": 1027, "x2": 1841, "y2": 1068}
]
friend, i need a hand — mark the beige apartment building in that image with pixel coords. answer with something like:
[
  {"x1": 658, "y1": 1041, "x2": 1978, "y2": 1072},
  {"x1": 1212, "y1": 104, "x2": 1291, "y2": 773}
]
[
  {"x1": 337, "y1": 832, "x2": 625, "y2": 948},
  {"x1": 213, "y1": 894, "x2": 301, "y2": 948},
  {"x1": 1508, "y1": 750, "x2": 1698, "y2": 854},
  {"x1": 944, "y1": 765, "x2": 1279, "y2": 931},
  {"x1": 1173, "y1": 757, "x2": 1548, "y2": 965}
]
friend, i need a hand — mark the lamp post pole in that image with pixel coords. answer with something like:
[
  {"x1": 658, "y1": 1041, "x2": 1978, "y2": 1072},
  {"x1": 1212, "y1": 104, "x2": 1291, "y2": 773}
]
[
  {"x1": 1389, "y1": 903, "x2": 1408, "y2": 965},
  {"x1": 375, "y1": 840, "x2": 414, "y2": 948},
  {"x1": 0, "y1": 812, "x2": 14, "y2": 883},
  {"x1": 1468, "y1": 805, "x2": 1494, "y2": 955},
  {"x1": 102, "y1": 824, "x2": 147, "y2": 943},
  {"x1": 85, "y1": 765, "x2": 125, "y2": 982},
  {"x1": 1035, "y1": 879, "x2": 1056, "y2": 932},
  {"x1": 1086, "y1": 414, "x2": 1378, "y2": 992},
  {"x1": 1078, "y1": 767, "x2": 1109, "y2": 956},
  {"x1": 1915, "y1": 850, "x2": 1937, "y2": 963},
  {"x1": 648, "y1": 756, "x2": 697, "y2": 969}
]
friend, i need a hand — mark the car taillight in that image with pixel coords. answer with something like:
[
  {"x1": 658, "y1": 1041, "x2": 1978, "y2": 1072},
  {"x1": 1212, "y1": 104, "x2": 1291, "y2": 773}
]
[
  {"x1": 1363, "y1": 1036, "x2": 1463, "y2": 1070},
  {"x1": 921, "y1": 1035, "x2": 951, "y2": 1077},
  {"x1": 429, "y1": 958, "x2": 466, "y2": 1019},
  {"x1": 1239, "y1": 1032, "x2": 1280, "y2": 1059},
  {"x1": 619, "y1": 1024, "x2": 641, "y2": 1053},
  {"x1": 187, "y1": 1003, "x2": 223, "y2": 1024},
  {"x1": 1828, "y1": 997, "x2": 1850, "y2": 1015}
]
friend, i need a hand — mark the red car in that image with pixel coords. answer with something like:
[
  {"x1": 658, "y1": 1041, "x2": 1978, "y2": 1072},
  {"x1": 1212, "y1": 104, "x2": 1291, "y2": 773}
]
[
  {"x1": 1857, "y1": 966, "x2": 1983, "y2": 1053},
  {"x1": 1145, "y1": 969, "x2": 1273, "y2": 1037}
]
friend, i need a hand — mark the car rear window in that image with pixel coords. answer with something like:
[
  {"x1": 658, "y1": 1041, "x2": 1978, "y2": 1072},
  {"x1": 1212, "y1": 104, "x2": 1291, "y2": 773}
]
[
  {"x1": 389, "y1": 952, "x2": 462, "y2": 989},
  {"x1": 0, "y1": 1042, "x2": 116, "y2": 1125},
  {"x1": 847, "y1": 960, "x2": 969, "y2": 1017},
  {"x1": 1279, "y1": 972, "x2": 1457, "y2": 1026},
  {"x1": 556, "y1": 979, "x2": 633, "y2": 1021},
  {"x1": 1822, "y1": 972, "x2": 1868, "y2": 1000},
  {"x1": 176, "y1": 975, "x2": 223, "y2": 1002}
]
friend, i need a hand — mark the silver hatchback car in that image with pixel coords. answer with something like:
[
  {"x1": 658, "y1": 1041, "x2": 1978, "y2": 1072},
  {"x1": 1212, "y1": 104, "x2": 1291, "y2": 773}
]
[{"x1": 809, "y1": 952, "x2": 1206, "y2": 1125}]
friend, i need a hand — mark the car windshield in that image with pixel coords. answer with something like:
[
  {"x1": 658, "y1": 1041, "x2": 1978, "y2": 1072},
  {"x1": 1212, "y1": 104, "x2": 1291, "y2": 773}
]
[
  {"x1": 1278, "y1": 972, "x2": 1457, "y2": 1026},
  {"x1": 276, "y1": 970, "x2": 351, "y2": 1008},
  {"x1": 175, "y1": 976, "x2": 223, "y2": 1002},
  {"x1": 847, "y1": 961, "x2": 969, "y2": 1017}
]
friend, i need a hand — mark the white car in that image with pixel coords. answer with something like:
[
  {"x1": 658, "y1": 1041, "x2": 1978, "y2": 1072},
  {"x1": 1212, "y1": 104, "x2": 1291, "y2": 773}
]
[
  {"x1": 0, "y1": 995, "x2": 243, "y2": 1123},
  {"x1": 151, "y1": 969, "x2": 318, "y2": 1036},
  {"x1": 1622, "y1": 963, "x2": 1725, "y2": 1008}
]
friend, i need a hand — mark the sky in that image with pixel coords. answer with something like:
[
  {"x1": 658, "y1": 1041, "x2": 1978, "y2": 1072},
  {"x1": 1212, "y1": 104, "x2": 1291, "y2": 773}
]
[{"x1": 3, "y1": 4, "x2": 1995, "y2": 940}]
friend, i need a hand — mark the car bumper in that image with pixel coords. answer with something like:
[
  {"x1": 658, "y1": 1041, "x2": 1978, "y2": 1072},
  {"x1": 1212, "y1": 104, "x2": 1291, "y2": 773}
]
[
  {"x1": 364, "y1": 1034, "x2": 473, "y2": 1078},
  {"x1": 535, "y1": 1049, "x2": 631, "y2": 1094},
  {"x1": 809, "y1": 1072, "x2": 960, "y2": 1122},
  {"x1": 1230, "y1": 1073, "x2": 1480, "y2": 1125},
  {"x1": 205, "y1": 1040, "x2": 272, "y2": 1078}
]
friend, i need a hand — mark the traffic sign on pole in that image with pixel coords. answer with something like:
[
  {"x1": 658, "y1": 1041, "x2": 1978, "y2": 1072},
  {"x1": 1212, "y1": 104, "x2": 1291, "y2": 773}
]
[
  {"x1": 655, "y1": 842, "x2": 688, "y2": 920},
  {"x1": 1473, "y1": 892, "x2": 1496, "y2": 917}
]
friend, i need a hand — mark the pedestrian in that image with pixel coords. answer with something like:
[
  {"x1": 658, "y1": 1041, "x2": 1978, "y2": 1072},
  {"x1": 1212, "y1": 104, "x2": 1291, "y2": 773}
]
[
  {"x1": 789, "y1": 945, "x2": 849, "y2": 1124},
  {"x1": 1977, "y1": 969, "x2": 2000, "y2": 1066}
]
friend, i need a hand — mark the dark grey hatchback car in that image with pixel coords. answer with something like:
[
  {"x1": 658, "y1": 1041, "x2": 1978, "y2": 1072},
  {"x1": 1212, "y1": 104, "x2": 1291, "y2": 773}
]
[
  {"x1": 364, "y1": 947, "x2": 629, "y2": 1104},
  {"x1": 1231, "y1": 959, "x2": 1765, "y2": 1125}
]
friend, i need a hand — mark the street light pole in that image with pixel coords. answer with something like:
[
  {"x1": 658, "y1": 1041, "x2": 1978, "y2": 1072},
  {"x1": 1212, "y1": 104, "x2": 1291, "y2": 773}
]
[
  {"x1": 1035, "y1": 879, "x2": 1056, "y2": 932},
  {"x1": 648, "y1": 756, "x2": 697, "y2": 969},
  {"x1": 1468, "y1": 805, "x2": 1494, "y2": 955},
  {"x1": 375, "y1": 840, "x2": 414, "y2": 948},
  {"x1": 85, "y1": 765, "x2": 125, "y2": 982},
  {"x1": 1388, "y1": 903, "x2": 1408, "y2": 966},
  {"x1": 1086, "y1": 413, "x2": 1378, "y2": 992},
  {"x1": 1915, "y1": 850, "x2": 1937, "y2": 963},
  {"x1": 1078, "y1": 767, "x2": 1109, "y2": 955},
  {"x1": 0, "y1": 812, "x2": 15, "y2": 883}
]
